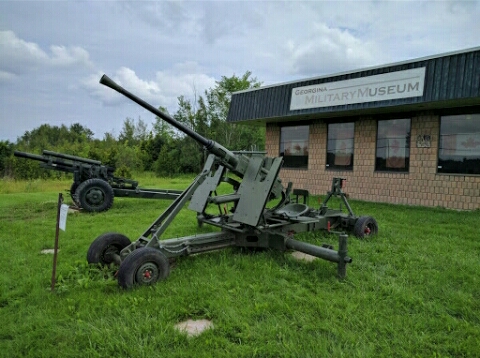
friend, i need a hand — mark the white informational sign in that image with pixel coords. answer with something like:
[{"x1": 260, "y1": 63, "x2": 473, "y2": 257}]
[
  {"x1": 59, "y1": 204, "x2": 69, "y2": 231},
  {"x1": 290, "y1": 67, "x2": 426, "y2": 110}
]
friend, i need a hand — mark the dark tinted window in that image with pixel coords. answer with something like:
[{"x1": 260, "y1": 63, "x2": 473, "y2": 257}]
[
  {"x1": 375, "y1": 118, "x2": 411, "y2": 172},
  {"x1": 280, "y1": 125, "x2": 309, "y2": 168},
  {"x1": 438, "y1": 114, "x2": 480, "y2": 174},
  {"x1": 326, "y1": 122, "x2": 354, "y2": 170}
]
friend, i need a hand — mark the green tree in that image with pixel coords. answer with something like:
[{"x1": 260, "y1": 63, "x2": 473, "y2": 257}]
[
  {"x1": 205, "y1": 71, "x2": 264, "y2": 150},
  {"x1": 140, "y1": 107, "x2": 176, "y2": 171},
  {"x1": 118, "y1": 118, "x2": 136, "y2": 145},
  {"x1": 8, "y1": 71, "x2": 264, "y2": 179},
  {"x1": 140, "y1": 132, "x2": 165, "y2": 171},
  {"x1": 12, "y1": 123, "x2": 99, "y2": 179},
  {"x1": 153, "y1": 140, "x2": 181, "y2": 176},
  {"x1": 69, "y1": 123, "x2": 94, "y2": 142},
  {"x1": 172, "y1": 95, "x2": 206, "y2": 173},
  {"x1": 153, "y1": 107, "x2": 175, "y2": 140},
  {"x1": 0, "y1": 140, "x2": 14, "y2": 177},
  {"x1": 118, "y1": 117, "x2": 149, "y2": 146},
  {"x1": 163, "y1": 71, "x2": 264, "y2": 175}
]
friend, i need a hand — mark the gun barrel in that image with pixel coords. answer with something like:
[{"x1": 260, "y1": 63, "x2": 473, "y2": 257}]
[
  {"x1": 99, "y1": 75, "x2": 238, "y2": 168},
  {"x1": 100, "y1": 75, "x2": 210, "y2": 148},
  {"x1": 14, "y1": 150, "x2": 49, "y2": 163},
  {"x1": 42, "y1": 150, "x2": 102, "y2": 165},
  {"x1": 14, "y1": 150, "x2": 113, "y2": 175}
]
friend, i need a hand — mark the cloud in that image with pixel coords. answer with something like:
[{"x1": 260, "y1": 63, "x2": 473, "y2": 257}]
[
  {"x1": 84, "y1": 63, "x2": 216, "y2": 111},
  {"x1": 118, "y1": 1, "x2": 189, "y2": 29},
  {"x1": 1, "y1": 1, "x2": 480, "y2": 142},
  {"x1": 115, "y1": 1, "x2": 263, "y2": 46},
  {"x1": 155, "y1": 61, "x2": 217, "y2": 99},
  {"x1": 284, "y1": 23, "x2": 382, "y2": 77},
  {"x1": 82, "y1": 68, "x2": 161, "y2": 106},
  {"x1": 199, "y1": 2, "x2": 263, "y2": 45},
  {"x1": 0, "y1": 70, "x2": 16, "y2": 82},
  {"x1": 0, "y1": 31, "x2": 48, "y2": 75},
  {"x1": 49, "y1": 45, "x2": 93, "y2": 68},
  {"x1": 350, "y1": 1, "x2": 480, "y2": 59},
  {"x1": 0, "y1": 31, "x2": 93, "y2": 78}
]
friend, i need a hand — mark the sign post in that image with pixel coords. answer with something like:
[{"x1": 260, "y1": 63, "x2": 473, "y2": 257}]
[{"x1": 51, "y1": 193, "x2": 67, "y2": 292}]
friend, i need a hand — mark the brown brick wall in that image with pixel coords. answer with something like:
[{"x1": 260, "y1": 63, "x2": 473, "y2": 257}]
[{"x1": 266, "y1": 115, "x2": 480, "y2": 210}]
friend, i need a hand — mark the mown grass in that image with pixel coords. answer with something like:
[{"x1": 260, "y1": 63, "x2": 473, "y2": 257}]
[
  {"x1": 0, "y1": 172, "x2": 194, "y2": 194},
  {"x1": 0, "y1": 175, "x2": 479, "y2": 357}
]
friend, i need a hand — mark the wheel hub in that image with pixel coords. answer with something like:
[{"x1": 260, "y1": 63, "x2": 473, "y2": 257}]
[
  {"x1": 85, "y1": 188, "x2": 104, "y2": 206},
  {"x1": 102, "y1": 245, "x2": 119, "y2": 264},
  {"x1": 136, "y1": 263, "x2": 158, "y2": 284}
]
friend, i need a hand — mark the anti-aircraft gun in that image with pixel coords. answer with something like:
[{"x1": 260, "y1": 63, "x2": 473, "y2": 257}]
[
  {"x1": 14, "y1": 150, "x2": 182, "y2": 212},
  {"x1": 87, "y1": 74, "x2": 378, "y2": 289}
]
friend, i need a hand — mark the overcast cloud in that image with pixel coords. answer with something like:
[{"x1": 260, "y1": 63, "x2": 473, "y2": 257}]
[{"x1": 1, "y1": 0, "x2": 479, "y2": 142}]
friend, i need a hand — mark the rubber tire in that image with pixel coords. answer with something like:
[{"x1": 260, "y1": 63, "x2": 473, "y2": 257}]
[
  {"x1": 87, "y1": 232, "x2": 131, "y2": 266},
  {"x1": 353, "y1": 216, "x2": 378, "y2": 239},
  {"x1": 75, "y1": 178, "x2": 114, "y2": 212},
  {"x1": 117, "y1": 248, "x2": 170, "y2": 289},
  {"x1": 69, "y1": 181, "x2": 80, "y2": 206}
]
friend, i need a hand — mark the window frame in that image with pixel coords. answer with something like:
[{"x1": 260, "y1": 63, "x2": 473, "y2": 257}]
[
  {"x1": 375, "y1": 118, "x2": 411, "y2": 172},
  {"x1": 279, "y1": 124, "x2": 309, "y2": 169}
]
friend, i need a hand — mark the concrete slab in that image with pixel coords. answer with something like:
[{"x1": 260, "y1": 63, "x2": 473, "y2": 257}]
[
  {"x1": 291, "y1": 250, "x2": 317, "y2": 262},
  {"x1": 41, "y1": 249, "x2": 58, "y2": 254},
  {"x1": 174, "y1": 319, "x2": 214, "y2": 337}
]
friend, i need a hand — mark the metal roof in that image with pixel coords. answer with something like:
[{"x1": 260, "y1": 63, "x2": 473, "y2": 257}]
[{"x1": 227, "y1": 47, "x2": 480, "y2": 123}]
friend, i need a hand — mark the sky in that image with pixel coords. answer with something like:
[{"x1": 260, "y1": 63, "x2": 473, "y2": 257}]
[{"x1": 1, "y1": 0, "x2": 479, "y2": 142}]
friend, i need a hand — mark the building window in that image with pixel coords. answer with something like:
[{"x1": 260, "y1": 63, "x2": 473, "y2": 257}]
[
  {"x1": 326, "y1": 122, "x2": 354, "y2": 170},
  {"x1": 375, "y1": 118, "x2": 411, "y2": 172},
  {"x1": 438, "y1": 113, "x2": 480, "y2": 175},
  {"x1": 280, "y1": 125, "x2": 309, "y2": 168}
]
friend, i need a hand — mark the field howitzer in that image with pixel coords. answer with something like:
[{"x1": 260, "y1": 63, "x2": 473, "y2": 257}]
[
  {"x1": 14, "y1": 150, "x2": 183, "y2": 212},
  {"x1": 87, "y1": 74, "x2": 378, "y2": 289}
]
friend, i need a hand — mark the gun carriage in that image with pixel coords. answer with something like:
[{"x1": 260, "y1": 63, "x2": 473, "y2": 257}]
[
  {"x1": 87, "y1": 74, "x2": 378, "y2": 289},
  {"x1": 14, "y1": 150, "x2": 182, "y2": 212}
]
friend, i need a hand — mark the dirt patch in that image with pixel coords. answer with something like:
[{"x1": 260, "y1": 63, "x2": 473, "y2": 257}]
[{"x1": 174, "y1": 319, "x2": 214, "y2": 337}]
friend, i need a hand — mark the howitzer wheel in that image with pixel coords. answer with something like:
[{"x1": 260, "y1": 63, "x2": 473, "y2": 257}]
[
  {"x1": 353, "y1": 216, "x2": 378, "y2": 239},
  {"x1": 87, "y1": 232, "x2": 131, "y2": 266},
  {"x1": 75, "y1": 178, "x2": 114, "y2": 212},
  {"x1": 117, "y1": 248, "x2": 170, "y2": 289},
  {"x1": 69, "y1": 182, "x2": 80, "y2": 206}
]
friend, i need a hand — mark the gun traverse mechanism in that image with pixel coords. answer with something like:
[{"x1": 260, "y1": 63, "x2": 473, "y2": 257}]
[
  {"x1": 87, "y1": 74, "x2": 378, "y2": 289},
  {"x1": 14, "y1": 150, "x2": 183, "y2": 212}
]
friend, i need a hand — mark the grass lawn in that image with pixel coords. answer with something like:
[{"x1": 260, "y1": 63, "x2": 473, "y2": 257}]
[{"x1": 0, "y1": 175, "x2": 479, "y2": 357}]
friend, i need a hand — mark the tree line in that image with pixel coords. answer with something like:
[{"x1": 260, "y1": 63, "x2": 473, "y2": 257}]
[{"x1": 0, "y1": 72, "x2": 265, "y2": 180}]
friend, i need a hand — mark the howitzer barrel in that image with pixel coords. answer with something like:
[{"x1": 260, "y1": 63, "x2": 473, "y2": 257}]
[
  {"x1": 14, "y1": 150, "x2": 77, "y2": 173},
  {"x1": 14, "y1": 150, "x2": 113, "y2": 174},
  {"x1": 99, "y1": 75, "x2": 238, "y2": 168},
  {"x1": 42, "y1": 150, "x2": 102, "y2": 165},
  {"x1": 14, "y1": 150, "x2": 49, "y2": 163}
]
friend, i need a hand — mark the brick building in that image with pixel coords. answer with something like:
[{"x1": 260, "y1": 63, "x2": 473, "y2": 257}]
[{"x1": 227, "y1": 47, "x2": 480, "y2": 210}]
